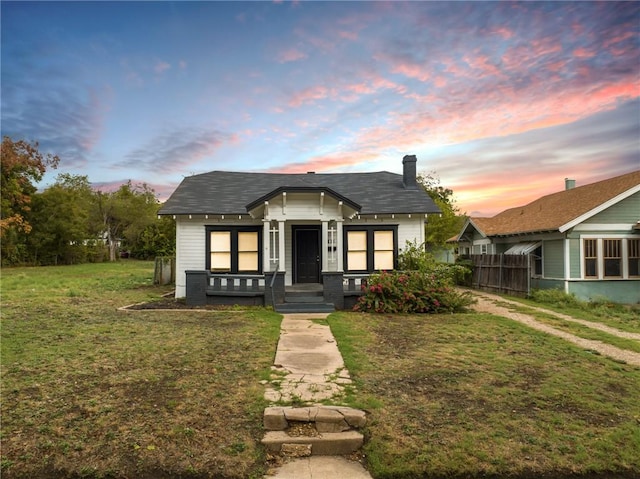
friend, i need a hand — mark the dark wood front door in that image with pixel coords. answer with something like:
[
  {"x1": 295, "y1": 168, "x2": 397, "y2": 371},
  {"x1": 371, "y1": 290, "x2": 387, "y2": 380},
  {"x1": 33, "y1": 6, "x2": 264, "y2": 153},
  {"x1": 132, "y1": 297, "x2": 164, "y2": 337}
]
[{"x1": 294, "y1": 227, "x2": 320, "y2": 283}]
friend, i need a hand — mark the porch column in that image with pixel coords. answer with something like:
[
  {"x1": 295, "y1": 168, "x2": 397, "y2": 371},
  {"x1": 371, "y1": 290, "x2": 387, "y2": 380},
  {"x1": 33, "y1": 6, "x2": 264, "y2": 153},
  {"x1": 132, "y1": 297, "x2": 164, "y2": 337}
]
[
  {"x1": 321, "y1": 220, "x2": 329, "y2": 272},
  {"x1": 278, "y1": 221, "x2": 286, "y2": 272},
  {"x1": 263, "y1": 220, "x2": 270, "y2": 272},
  {"x1": 336, "y1": 219, "x2": 344, "y2": 272}
]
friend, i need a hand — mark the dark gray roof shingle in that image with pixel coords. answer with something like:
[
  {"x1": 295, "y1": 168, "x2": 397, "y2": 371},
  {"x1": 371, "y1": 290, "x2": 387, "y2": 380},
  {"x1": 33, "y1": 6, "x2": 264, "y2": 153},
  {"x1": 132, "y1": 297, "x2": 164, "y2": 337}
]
[{"x1": 159, "y1": 170, "x2": 441, "y2": 215}]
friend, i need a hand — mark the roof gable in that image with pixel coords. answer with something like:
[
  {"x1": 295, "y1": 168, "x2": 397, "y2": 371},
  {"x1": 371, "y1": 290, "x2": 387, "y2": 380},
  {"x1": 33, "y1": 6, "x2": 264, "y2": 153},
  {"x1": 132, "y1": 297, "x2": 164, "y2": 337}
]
[
  {"x1": 159, "y1": 170, "x2": 441, "y2": 216},
  {"x1": 467, "y1": 170, "x2": 640, "y2": 237}
]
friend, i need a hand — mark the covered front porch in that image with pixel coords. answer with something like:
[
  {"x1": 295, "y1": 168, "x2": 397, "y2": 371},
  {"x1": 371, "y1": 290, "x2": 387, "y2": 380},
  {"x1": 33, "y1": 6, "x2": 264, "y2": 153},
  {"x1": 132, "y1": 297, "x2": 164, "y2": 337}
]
[{"x1": 184, "y1": 270, "x2": 369, "y2": 311}]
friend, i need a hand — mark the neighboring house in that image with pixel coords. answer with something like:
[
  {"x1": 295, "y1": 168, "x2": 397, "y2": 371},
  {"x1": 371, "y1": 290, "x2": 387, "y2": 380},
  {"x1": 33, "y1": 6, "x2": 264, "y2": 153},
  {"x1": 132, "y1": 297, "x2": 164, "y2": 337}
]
[
  {"x1": 453, "y1": 171, "x2": 640, "y2": 303},
  {"x1": 158, "y1": 155, "x2": 441, "y2": 310}
]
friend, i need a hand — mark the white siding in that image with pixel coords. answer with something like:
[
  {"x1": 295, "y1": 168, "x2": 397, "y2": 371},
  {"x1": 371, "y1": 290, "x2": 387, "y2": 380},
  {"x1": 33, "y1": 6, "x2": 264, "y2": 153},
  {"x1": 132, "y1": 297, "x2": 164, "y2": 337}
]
[{"x1": 174, "y1": 216, "x2": 262, "y2": 297}]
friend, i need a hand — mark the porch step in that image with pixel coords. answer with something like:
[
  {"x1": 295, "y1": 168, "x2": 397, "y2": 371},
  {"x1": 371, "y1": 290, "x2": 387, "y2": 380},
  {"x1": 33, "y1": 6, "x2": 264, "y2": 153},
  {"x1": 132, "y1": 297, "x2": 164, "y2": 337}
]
[
  {"x1": 275, "y1": 302, "x2": 335, "y2": 313},
  {"x1": 285, "y1": 294, "x2": 325, "y2": 303},
  {"x1": 262, "y1": 406, "x2": 366, "y2": 456},
  {"x1": 262, "y1": 430, "x2": 363, "y2": 456}
]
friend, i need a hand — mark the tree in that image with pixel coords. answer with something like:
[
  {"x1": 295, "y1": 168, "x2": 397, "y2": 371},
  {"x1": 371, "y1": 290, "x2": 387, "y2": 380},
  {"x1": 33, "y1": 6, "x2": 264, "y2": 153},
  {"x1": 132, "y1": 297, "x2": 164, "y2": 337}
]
[
  {"x1": 27, "y1": 174, "x2": 99, "y2": 265},
  {"x1": 418, "y1": 172, "x2": 467, "y2": 249},
  {"x1": 1, "y1": 137, "x2": 59, "y2": 264},
  {"x1": 94, "y1": 181, "x2": 159, "y2": 261}
]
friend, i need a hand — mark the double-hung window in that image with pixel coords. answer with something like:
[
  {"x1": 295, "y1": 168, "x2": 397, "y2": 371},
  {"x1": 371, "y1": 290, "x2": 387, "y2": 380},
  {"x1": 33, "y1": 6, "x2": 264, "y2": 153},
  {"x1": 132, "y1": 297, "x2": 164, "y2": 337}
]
[
  {"x1": 628, "y1": 239, "x2": 640, "y2": 277},
  {"x1": 345, "y1": 226, "x2": 397, "y2": 272},
  {"x1": 583, "y1": 237, "x2": 639, "y2": 279},
  {"x1": 603, "y1": 239, "x2": 622, "y2": 278},
  {"x1": 206, "y1": 226, "x2": 261, "y2": 273}
]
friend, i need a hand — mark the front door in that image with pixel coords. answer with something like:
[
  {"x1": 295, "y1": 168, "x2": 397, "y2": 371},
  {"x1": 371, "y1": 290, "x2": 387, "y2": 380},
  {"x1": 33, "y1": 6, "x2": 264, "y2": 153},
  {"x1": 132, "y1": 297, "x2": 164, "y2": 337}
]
[{"x1": 294, "y1": 227, "x2": 320, "y2": 283}]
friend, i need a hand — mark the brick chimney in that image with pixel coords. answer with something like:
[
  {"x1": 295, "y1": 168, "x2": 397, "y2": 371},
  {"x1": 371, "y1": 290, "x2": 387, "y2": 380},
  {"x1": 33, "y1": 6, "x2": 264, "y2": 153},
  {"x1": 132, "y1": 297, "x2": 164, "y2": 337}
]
[{"x1": 403, "y1": 155, "x2": 418, "y2": 189}]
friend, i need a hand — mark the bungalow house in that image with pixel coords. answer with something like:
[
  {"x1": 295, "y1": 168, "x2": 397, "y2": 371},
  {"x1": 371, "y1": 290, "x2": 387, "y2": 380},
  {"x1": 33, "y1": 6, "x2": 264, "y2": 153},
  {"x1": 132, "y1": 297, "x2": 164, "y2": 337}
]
[
  {"x1": 158, "y1": 155, "x2": 441, "y2": 310},
  {"x1": 454, "y1": 170, "x2": 640, "y2": 303}
]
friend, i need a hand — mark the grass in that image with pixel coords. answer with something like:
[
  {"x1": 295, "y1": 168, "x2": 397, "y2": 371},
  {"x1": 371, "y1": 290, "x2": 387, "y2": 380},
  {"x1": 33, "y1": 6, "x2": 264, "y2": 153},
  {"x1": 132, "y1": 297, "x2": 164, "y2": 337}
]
[
  {"x1": 327, "y1": 311, "x2": 640, "y2": 479},
  {"x1": 4, "y1": 263, "x2": 639, "y2": 478},
  {"x1": 1, "y1": 261, "x2": 281, "y2": 479},
  {"x1": 523, "y1": 289, "x2": 640, "y2": 334}
]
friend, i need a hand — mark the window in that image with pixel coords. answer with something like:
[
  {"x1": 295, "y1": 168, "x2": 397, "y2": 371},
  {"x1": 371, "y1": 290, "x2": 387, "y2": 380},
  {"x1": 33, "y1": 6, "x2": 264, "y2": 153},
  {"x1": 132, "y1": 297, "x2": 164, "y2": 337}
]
[
  {"x1": 344, "y1": 226, "x2": 397, "y2": 272},
  {"x1": 603, "y1": 239, "x2": 621, "y2": 277},
  {"x1": 584, "y1": 239, "x2": 597, "y2": 278},
  {"x1": 374, "y1": 230, "x2": 394, "y2": 270},
  {"x1": 583, "y1": 237, "x2": 640, "y2": 280},
  {"x1": 269, "y1": 221, "x2": 279, "y2": 266},
  {"x1": 347, "y1": 231, "x2": 368, "y2": 271},
  {"x1": 210, "y1": 231, "x2": 231, "y2": 271},
  {"x1": 238, "y1": 231, "x2": 259, "y2": 272},
  {"x1": 206, "y1": 227, "x2": 261, "y2": 274},
  {"x1": 629, "y1": 239, "x2": 640, "y2": 277}
]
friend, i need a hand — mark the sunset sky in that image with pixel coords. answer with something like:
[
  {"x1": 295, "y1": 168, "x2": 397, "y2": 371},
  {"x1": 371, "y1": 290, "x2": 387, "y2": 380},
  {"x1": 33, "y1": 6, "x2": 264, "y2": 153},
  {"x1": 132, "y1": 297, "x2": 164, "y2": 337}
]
[{"x1": 2, "y1": 1, "x2": 638, "y2": 216}]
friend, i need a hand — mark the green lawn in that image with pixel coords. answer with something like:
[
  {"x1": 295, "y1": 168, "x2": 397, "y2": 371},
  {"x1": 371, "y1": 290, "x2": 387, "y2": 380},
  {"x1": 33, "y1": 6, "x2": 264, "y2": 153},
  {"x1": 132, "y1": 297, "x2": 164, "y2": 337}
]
[
  {"x1": 328, "y1": 311, "x2": 640, "y2": 479},
  {"x1": 1, "y1": 261, "x2": 281, "y2": 479},
  {"x1": 3, "y1": 263, "x2": 639, "y2": 478}
]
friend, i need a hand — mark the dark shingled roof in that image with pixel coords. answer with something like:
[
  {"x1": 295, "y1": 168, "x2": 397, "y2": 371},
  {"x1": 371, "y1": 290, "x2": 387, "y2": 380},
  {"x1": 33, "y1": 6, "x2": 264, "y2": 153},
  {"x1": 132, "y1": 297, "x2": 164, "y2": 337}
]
[{"x1": 159, "y1": 170, "x2": 441, "y2": 216}]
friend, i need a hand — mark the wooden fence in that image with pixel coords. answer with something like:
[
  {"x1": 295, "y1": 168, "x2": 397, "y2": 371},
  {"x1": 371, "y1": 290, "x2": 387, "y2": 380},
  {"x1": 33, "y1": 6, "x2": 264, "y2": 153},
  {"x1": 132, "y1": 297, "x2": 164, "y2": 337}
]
[{"x1": 471, "y1": 254, "x2": 532, "y2": 296}]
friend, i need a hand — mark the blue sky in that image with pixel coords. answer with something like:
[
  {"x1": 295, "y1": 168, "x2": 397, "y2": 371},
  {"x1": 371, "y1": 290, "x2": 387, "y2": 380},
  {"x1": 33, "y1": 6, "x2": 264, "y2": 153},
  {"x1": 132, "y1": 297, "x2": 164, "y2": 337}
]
[{"x1": 2, "y1": 1, "x2": 638, "y2": 216}]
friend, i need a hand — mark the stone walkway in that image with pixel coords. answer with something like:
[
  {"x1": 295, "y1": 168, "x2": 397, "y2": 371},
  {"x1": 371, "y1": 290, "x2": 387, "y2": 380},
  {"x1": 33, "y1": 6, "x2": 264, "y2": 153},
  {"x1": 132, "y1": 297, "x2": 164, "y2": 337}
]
[
  {"x1": 470, "y1": 291, "x2": 640, "y2": 367},
  {"x1": 262, "y1": 313, "x2": 372, "y2": 479}
]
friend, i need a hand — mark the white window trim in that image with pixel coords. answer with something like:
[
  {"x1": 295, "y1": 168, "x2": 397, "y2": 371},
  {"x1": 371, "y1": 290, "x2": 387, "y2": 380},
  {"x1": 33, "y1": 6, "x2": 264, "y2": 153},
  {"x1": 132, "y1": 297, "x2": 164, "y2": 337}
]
[{"x1": 580, "y1": 234, "x2": 638, "y2": 280}]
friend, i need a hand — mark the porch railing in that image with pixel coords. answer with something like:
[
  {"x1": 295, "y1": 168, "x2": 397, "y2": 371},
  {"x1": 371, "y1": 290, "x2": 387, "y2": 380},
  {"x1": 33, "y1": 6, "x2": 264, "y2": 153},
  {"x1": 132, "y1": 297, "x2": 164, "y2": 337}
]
[
  {"x1": 208, "y1": 273, "x2": 265, "y2": 294},
  {"x1": 343, "y1": 274, "x2": 369, "y2": 292}
]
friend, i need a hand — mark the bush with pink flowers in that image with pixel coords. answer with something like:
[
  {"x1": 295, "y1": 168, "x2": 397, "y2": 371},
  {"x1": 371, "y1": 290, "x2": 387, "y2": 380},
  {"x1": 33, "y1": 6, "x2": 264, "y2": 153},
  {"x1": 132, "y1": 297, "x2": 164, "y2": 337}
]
[{"x1": 353, "y1": 244, "x2": 474, "y2": 314}]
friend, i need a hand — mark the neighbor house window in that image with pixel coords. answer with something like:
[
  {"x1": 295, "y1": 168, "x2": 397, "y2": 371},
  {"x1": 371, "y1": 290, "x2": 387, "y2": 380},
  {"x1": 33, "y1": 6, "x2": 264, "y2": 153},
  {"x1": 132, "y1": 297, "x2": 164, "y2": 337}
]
[
  {"x1": 628, "y1": 239, "x2": 640, "y2": 277},
  {"x1": 584, "y1": 239, "x2": 597, "y2": 278},
  {"x1": 207, "y1": 227, "x2": 261, "y2": 274},
  {"x1": 603, "y1": 239, "x2": 622, "y2": 277},
  {"x1": 344, "y1": 226, "x2": 397, "y2": 272}
]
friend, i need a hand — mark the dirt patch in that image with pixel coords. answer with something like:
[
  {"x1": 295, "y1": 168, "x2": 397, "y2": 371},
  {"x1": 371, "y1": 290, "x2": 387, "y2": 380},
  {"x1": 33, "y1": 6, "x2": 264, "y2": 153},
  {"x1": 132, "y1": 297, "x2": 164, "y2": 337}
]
[{"x1": 125, "y1": 297, "x2": 235, "y2": 310}]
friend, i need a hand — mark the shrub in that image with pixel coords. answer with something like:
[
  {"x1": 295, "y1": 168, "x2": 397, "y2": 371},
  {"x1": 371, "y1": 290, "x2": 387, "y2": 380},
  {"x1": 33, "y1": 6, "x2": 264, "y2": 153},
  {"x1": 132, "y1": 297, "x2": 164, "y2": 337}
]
[
  {"x1": 354, "y1": 270, "x2": 474, "y2": 314},
  {"x1": 529, "y1": 288, "x2": 582, "y2": 308}
]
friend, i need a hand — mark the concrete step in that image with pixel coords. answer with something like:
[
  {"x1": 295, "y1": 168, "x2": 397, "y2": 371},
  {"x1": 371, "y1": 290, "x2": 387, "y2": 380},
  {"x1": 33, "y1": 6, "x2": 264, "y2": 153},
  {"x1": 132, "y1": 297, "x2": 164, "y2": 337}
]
[
  {"x1": 262, "y1": 430, "x2": 364, "y2": 456},
  {"x1": 275, "y1": 302, "x2": 335, "y2": 313},
  {"x1": 285, "y1": 295, "x2": 326, "y2": 303}
]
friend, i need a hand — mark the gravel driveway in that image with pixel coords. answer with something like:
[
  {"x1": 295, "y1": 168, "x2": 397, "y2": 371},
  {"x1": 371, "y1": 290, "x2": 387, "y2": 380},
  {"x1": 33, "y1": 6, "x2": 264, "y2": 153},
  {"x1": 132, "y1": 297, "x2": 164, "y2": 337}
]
[{"x1": 468, "y1": 290, "x2": 640, "y2": 367}]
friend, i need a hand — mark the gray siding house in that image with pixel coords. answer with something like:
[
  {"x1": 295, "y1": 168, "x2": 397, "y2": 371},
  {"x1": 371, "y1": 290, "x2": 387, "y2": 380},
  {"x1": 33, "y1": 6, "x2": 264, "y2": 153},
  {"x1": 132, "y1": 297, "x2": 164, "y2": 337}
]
[
  {"x1": 159, "y1": 155, "x2": 440, "y2": 310},
  {"x1": 454, "y1": 171, "x2": 640, "y2": 303}
]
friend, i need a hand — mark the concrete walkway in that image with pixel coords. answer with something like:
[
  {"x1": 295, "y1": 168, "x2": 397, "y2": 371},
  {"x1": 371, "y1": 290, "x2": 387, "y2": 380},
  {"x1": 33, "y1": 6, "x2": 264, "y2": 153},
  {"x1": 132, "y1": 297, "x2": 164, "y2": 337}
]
[{"x1": 263, "y1": 313, "x2": 372, "y2": 479}]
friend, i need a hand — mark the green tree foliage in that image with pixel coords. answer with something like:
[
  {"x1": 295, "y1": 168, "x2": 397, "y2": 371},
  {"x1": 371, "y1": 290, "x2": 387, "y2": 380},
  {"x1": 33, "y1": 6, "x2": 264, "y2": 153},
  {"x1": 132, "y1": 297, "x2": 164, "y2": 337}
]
[
  {"x1": 131, "y1": 215, "x2": 176, "y2": 260},
  {"x1": 95, "y1": 181, "x2": 160, "y2": 261},
  {"x1": 27, "y1": 174, "x2": 104, "y2": 265},
  {"x1": 1, "y1": 136, "x2": 175, "y2": 265},
  {"x1": 417, "y1": 172, "x2": 467, "y2": 248},
  {"x1": 1, "y1": 137, "x2": 59, "y2": 263}
]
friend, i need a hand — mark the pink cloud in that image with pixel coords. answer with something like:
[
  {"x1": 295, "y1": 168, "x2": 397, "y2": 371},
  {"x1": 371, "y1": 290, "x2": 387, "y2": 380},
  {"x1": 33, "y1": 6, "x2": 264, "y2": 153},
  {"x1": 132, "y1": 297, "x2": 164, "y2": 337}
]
[
  {"x1": 288, "y1": 85, "x2": 333, "y2": 107},
  {"x1": 391, "y1": 61, "x2": 430, "y2": 82},
  {"x1": 154, "y1": 61, "x2": 171, "y2": 74},
  {"x1": 277, "y1": 48, "x2": 307, "y2": 63}
]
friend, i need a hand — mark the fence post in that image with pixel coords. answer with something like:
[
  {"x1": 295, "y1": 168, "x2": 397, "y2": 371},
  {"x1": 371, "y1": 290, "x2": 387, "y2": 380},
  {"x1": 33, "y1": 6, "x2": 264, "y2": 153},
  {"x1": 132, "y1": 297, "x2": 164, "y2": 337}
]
[{"x1": 499, "y1": 254, "x2": 503, "y2": 293}]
